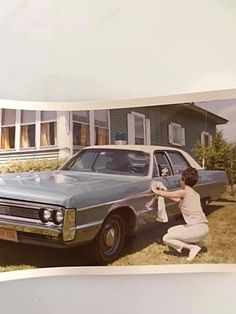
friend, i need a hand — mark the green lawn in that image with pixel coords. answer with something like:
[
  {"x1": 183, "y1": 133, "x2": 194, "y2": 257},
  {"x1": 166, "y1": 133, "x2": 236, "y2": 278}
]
[
  {"x1": 0, "y1": 194, "x2": 235, "y2": 272},
  {"x1": 112, "y1": 199, "x2": 236, "y2": 265}
]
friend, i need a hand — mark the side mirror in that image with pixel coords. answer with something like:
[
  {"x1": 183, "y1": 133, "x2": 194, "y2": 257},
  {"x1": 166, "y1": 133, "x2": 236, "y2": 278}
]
[{"x1": 161, "y1": 168, "x2": 169, "y2": 176}]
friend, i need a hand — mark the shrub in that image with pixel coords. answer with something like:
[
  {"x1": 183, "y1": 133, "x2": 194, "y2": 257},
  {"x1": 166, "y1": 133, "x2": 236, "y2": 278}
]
[
  {"x1": 0, "y1": 159, "x2": 66, "y2": 174},
  {"x1": 193, "y1": 131, "x2": 236, "y2": 195}
]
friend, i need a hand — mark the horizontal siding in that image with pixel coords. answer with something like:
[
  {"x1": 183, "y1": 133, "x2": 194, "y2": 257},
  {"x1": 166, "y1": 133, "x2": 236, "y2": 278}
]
[
  {"x1": 158, "y1": 105, "x2": 216, "y2": 155},
  {"x1": 0, "y1": 105, "x2": 219, "y2": 163},
  {"x1": 0, "y1": 148, "x2": 60, "y2": 165},
  {"x1": 110, "y1": 107, "x2": 161, "y2": 144},
  {"x1": 110, "y1": 104, "x2": 217, "y2": 157}
]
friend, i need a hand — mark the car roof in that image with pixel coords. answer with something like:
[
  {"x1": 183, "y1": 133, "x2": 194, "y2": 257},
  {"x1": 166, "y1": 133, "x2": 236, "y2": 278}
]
[
  {"x1": 84, "y1": 145, "x2": 187, "y2": 154},
  {"x1": 83, "y1": 145, "x2": 203, "y2": 169}
]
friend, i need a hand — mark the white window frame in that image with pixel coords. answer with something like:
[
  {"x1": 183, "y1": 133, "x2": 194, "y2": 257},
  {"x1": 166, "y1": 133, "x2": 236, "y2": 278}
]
[
  {"x1": 19, "y1": 110, "x2": 36, "y2": 150},
  {"x1": 35, "y1": 111, "x2": 41, "y2": 150},
  {"x1": 94, "y1": 110, "x2": 110, "y2": 146},
  {"x1": 0, "y1": 109, "x2": 110, "y2": 153},
  {"x1": 201, "y1": 131, "x2": 212, "y2": 146},
  {"x1": 127, "y1": 111, "x2": 150, "y2": 145},
  {"x1": 39, "y1": 111, "x2": 57, "y2": 148},
  {"x1": 72, "y1": 110, "x2": 90, "y2": 148},
  {"x1": 145, "y1": 118, "x2": 151, "y2": 145},
  {"x1": 168, "y1": 122, "x2": 185, "y2": 146},
  {"x1": 0, "y1": 109, "x2": 58, "y2": 153},
  {"x1": 0, "y1": 109, "x2": 17, "y2": 151},
  {"x1": 72, "y1": 110, "x2": 110, "y2": 148}
]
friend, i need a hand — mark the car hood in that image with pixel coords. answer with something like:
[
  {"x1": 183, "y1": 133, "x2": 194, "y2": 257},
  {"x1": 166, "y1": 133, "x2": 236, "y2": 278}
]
[{"x1": 0, "y1": 170, "x2": 149, "y2": 208}]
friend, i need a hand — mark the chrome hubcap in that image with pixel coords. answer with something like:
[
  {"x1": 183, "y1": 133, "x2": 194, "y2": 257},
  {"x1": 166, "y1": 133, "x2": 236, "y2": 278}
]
[
  {"x1": 101, "y1": 218, "x2": 122, "y2": 256},
  {"x1": 104, "y1": 227, "x2": 116, "y2": 248}
]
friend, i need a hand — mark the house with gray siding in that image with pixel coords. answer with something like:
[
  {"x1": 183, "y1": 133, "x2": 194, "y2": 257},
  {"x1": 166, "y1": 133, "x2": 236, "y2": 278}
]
[
  {"x1": 0, "y1": 103, "x2": 227, "y2": 164},
  {"x1": 110, "y1": 103, "x2": 227, "y2": 154}
]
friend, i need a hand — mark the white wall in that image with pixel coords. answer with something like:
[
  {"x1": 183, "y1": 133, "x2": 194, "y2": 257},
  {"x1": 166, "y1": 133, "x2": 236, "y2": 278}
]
[
  {"x1": 57, "y1": 111, "x2": 71, "y2": 158},
  {"x1": 0, "y1": 0, "x2": 236, "y2": 104}
]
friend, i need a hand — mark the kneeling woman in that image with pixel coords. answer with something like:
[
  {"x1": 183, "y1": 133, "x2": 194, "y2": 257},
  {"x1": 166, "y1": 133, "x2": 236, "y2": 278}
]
[{"x1": 154, "y1": 167, "x2": 209, "y2": 261}]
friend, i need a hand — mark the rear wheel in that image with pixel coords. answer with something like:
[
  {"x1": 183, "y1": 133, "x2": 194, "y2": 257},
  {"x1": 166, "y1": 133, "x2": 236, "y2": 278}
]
[{"x1": 93, "y1": 213, "x2": 126, "y2": 265}]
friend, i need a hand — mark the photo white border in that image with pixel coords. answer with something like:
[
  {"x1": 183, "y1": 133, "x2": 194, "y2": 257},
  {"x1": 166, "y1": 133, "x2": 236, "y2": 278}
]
[
  {"x1": 0, "y1": 88, "x2": 236, "y2": 111},
  {"x1": 0, "y1": 264, "x2": 235, "y2": 282}
]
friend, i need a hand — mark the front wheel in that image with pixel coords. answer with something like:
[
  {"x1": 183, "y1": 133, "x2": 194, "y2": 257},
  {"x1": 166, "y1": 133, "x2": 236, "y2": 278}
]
[{"x1": 93, "y1": 213, "x2": 126, "y2": 265}]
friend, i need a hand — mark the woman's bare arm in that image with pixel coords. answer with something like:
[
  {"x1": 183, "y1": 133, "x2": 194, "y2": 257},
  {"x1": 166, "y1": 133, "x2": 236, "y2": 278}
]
[
  {"x1": 169, "y1": 197, "x2": 181, "y2": 202},
  {"x1": 154, "y1": 189, "x2": 186, "y2": 200}
]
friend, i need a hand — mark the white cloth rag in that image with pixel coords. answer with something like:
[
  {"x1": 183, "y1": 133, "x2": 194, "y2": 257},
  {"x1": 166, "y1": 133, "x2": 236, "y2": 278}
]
[
  {"x1": 145, "y1": 180, "x2": 168, "y2": 223},
  {"x1": 156, "y1": 195, "x2": 168, "y2": 223}
]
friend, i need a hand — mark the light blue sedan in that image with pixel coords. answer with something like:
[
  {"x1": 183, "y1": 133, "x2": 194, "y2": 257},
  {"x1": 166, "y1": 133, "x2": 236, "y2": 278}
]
[{"x1": 0, "y1": 145, "x2": 227, "y2": 264}]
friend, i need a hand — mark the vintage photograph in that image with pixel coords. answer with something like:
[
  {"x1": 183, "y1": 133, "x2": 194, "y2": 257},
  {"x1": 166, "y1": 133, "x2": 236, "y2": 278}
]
[
  {"x1": 0, "y1": 101, "x2": 235, "y2": 270},
  {"x1": 0, "y1": 2, "x2": 236, "y2": 313}
]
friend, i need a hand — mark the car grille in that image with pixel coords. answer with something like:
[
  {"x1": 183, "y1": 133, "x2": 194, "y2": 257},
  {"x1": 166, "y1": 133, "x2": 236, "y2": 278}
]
[{"x1": 0, "y1": 204, "x2": 39, "y2": 220}]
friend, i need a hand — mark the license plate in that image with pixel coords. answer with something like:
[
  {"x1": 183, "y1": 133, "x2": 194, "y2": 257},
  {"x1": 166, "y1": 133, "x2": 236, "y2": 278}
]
[{"x1": 0, "y1": 228, "x2": 18, "y2": 242}]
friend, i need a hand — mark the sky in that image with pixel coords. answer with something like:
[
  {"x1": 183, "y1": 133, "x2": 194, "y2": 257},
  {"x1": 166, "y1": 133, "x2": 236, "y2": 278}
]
[{"x1": 197, "y1": 100, "x2": 236, "y2": 142}]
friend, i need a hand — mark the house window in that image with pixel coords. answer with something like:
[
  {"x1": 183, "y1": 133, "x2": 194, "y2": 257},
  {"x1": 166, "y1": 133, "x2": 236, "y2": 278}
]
[
  {"x1": 134, "y1": 114, "x2": 145, "y2": 144},
  {"x1": 40, "y1": 111, "x2": 57, "y2": 147},
  {"x1": 20, "y1": 110, "x2": 35, "y2": 149},
  {"x1": 127, "y1": 112, "x2": 151, "y2": 145},
  {"x1": 201, "y1": 131, "x2": 212, "y2": 146},
  {"x1": 94, "y1": 110, "x2": 109, "y2": 145},
  {"x1": 72, "y1": 110, "x2": 110, "y2": 148},
  {"x1": 1, "y1": 109, "x2": 16, "y2": 149},
  {"x1": 73, "y1": 111, "x2": 90, "y2": 146},
  {"x1": 168, "y1": 122, "x2": 185, "y2": 146}
]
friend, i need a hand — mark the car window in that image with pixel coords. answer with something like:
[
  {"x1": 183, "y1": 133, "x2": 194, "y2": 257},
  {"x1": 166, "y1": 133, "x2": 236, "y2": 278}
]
[
  {"x1": 154, "y1": 152, "x2": 172, "y2": 176},
  {"x1": 92, "y1": 150, "x2": 149, "y2": 176},
  {"x1": 167, "y1": 151, "x2": 189, "y2": 174},
  {"x1": 62, "y1": 150, "x2": 96, "y2": 171},
  {"x1": 62, "y1": 149, "x2": 150, "y2": 176}
]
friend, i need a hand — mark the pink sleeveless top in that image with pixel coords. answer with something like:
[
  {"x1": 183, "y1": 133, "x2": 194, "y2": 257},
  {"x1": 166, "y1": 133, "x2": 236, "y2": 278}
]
[{"x1": 179, "y1": 187, "x2": 208, "y2": 226}]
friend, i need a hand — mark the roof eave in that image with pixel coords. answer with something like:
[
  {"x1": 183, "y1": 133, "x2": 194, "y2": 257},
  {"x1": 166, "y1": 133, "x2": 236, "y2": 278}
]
[{"x1": 181, "y1": 103, "x2": 228, "y2": 125}]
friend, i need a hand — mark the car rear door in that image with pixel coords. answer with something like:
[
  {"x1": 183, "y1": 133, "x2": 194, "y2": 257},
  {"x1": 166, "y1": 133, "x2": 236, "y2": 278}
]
[
  {"x1": 166, "y1": 150, "x2": 209, "y2": 195},
  {"x1": 165, "y1": 150, "x2": 191, "y2": 186}
]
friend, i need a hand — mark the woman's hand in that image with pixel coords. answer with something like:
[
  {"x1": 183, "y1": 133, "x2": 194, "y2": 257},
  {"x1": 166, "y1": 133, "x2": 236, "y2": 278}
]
[
  {"x1": 150, "y1": 180, "x2": 167, "y2": 194},
  {"x1": 153, "y1": 189, "x2": 163, "y2": 196}
]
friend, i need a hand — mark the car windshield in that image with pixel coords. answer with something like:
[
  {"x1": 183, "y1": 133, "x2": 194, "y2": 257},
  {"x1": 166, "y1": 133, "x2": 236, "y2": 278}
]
[{"x1": 61, "y1": 149, "x2": 150, "y2": 176}]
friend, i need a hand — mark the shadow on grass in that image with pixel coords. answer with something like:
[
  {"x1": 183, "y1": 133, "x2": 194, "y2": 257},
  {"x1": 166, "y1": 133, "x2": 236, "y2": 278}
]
[
  {"x1": 0, "y1": 203, "x2": 223, "y2": 268},
  {"x1": 121, "y1": 215, "x2": 184, "y2": 257},
  {"x1": 0, "y1": 242, "x2": 97, "y2": 268},
  {"x1": 204, "y1": 204, "x2": 223, "y2": 216},
  {"x1": 216, "y1": 197, "x2": 236, "y2": 203},
  {"x1": 121, "y1": 203, "x2": 222, "y2": 258}
]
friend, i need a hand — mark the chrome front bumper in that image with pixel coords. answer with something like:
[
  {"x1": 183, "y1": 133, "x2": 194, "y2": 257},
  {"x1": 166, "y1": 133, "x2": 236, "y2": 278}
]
[{"x1": 0, "y1": 208, "x2": 76, "y2": 242}]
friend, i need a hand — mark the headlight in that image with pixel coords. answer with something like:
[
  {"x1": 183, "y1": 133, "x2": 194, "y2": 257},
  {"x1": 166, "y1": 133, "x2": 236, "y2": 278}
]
[
  {"x1": 52, "y1": 210, "x2": 64, "y2": 225},
  {"x1": 39, "y1": 208, "x2": 52, "y2": 223}
]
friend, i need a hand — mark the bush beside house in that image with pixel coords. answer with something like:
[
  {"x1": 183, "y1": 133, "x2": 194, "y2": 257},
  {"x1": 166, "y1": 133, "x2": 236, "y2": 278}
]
[
  {"x1": 0, "y1": 159, "x2": 66, "y2": 174},
  {"x1": 193, "y1": 131, "x2": 236, "y2": 195}
]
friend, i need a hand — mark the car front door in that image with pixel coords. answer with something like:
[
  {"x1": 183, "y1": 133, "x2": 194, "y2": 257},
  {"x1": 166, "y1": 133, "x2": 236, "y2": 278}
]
[{"x1": 152, "y1": 151, "x2": 180, "y2": 218}]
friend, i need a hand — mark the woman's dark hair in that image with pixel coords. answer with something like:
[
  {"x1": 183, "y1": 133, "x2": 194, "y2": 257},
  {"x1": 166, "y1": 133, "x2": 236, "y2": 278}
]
[{"x1": 182, "y1": 167, "x2": 199, "y2": 187}]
